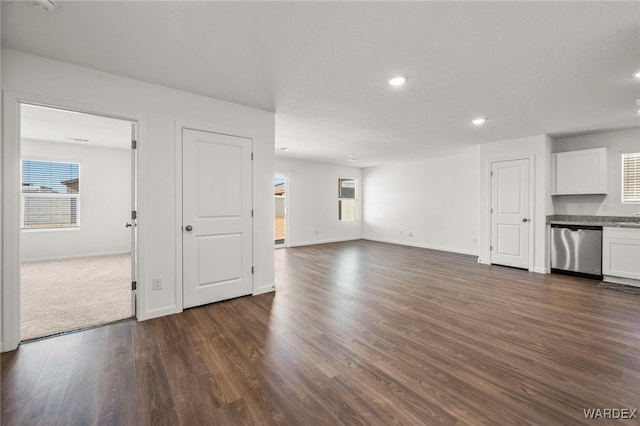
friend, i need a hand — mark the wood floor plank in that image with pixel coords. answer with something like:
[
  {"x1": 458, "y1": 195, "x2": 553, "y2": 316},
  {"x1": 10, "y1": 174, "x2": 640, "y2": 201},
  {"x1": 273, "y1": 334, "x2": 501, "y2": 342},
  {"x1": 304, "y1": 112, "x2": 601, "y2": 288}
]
[{"x1": 2, "y1": 240, "x2": 639, "y2": 425}]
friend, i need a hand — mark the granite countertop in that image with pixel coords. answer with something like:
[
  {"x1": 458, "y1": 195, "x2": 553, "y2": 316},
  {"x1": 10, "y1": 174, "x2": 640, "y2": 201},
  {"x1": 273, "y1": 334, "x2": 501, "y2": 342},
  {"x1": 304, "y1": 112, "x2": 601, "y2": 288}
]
[{"x1": 546, "y1": 215, "x2": 640, "y2": 229}]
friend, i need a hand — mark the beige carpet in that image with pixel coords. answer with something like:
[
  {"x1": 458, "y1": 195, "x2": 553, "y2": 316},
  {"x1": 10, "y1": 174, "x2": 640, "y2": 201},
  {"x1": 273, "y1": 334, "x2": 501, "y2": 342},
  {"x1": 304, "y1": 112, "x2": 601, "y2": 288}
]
[{"x1": 21, "y1": 253, "x2": 133, "y2": 340}]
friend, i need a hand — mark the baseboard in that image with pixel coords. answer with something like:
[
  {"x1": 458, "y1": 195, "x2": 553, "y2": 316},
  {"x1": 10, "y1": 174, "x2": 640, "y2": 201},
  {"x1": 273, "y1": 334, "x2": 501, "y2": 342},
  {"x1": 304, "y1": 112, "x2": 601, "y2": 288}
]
[
  {"x1": 140, "y1": 305, "x2": 181, "y2": 321},
  {"x1": 288, "y1": 237, "x2": 361, "y2": 248},
  {"x1": 532, "y1": 266, "x2": 549, "y2": 274},
  {"x1": 363, "y1": 237, "x2": 478, "y2": 257},
  {"x1": 253, "y1": 285, "x2": 275, "y2": 296},
  {"x1": 478, "y1": 258, "x2": 491, "y2": 265},
  {"x1": 21, "y1": 251, "x2": 131, "y2": 263},
  {"x1": 603, "y1": 275, "x2": 640, "y2": 287}
]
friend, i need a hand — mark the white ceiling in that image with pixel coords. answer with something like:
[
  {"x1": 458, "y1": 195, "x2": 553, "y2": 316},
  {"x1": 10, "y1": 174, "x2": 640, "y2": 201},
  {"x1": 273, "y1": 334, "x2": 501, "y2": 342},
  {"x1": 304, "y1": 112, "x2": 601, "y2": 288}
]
[
  {"x1": 21, "y1": 104, "x2": 133, "y2": 150},
  {"x1": 3, "y1": 1, "x2": 639, "y2": 167}
]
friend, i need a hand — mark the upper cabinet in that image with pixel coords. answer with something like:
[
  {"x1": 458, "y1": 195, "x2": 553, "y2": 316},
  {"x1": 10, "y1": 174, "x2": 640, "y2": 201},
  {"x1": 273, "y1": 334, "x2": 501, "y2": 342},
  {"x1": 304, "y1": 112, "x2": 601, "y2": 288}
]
[{"x1": 551, "y1": 147, "x2": 608, "y2": 195}]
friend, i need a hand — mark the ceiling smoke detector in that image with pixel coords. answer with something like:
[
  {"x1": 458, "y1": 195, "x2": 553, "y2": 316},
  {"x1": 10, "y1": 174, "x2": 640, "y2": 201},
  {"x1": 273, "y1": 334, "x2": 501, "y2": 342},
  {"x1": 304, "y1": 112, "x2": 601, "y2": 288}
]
[
  {"x1": 30, "y1": 0, "x2": 58, "y2": 13},
  {"x1": 345, "y1": 154, "x2": 358, "y2": 162}
]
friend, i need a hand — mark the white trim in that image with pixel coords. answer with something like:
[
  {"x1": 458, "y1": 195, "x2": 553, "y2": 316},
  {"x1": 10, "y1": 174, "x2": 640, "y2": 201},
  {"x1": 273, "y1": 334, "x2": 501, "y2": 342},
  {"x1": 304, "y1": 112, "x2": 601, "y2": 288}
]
[
  {"x1": 602, "y1": 275, "x2": 640, "y2": 287},
  {"x1": 487, "y1": 154, "x2": 536, "y2": 272},
  {"x1": 253, "y1": 285, "x2": 275, "y2": 296},
  {"x1": 174, "y1": 122, "x2": 185, "y2": 314},
  {"x1": 2, "y1": 91, "x2": 144, "y2": 350},
  {"x1": 288, "y1": 237, "x2": 362, "y2": 248},
  {"x1": 3, "y1": 92, "x2": 22, "y2": 352},
  {"x1": 363, "y1": 237, "x2": 479, "y2": 256},
  {"x1": 533, "y1": 266, "x2": 549, "y2": 274},
  {"x1": 143, "y1": 305, "x2": 180, "y2": 320}
]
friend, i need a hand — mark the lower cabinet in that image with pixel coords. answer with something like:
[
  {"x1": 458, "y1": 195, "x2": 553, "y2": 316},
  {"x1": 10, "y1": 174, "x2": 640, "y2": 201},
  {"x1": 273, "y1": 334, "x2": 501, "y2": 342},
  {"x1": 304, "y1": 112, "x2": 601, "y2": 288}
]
[{"x1": 602, "y1": 227, "x2": 640, "y2": 286}]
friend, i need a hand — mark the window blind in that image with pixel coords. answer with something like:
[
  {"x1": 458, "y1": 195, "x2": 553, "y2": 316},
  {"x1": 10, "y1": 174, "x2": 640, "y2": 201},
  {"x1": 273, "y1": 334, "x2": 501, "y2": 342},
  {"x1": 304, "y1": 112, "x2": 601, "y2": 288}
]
[
  {"x1": 622, "y1": 153, "x2": 640, "y2": 203},
  {"x1": 21, "y1": 160, "x2": 80, "y2": 229}
]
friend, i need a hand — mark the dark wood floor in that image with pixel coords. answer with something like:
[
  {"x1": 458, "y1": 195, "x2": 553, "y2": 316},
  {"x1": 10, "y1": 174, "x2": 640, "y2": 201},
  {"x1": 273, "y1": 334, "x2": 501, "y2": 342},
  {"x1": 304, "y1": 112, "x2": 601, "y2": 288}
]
[{"x1": 2, "y1": 240, "x2": 639, "y2": 425}]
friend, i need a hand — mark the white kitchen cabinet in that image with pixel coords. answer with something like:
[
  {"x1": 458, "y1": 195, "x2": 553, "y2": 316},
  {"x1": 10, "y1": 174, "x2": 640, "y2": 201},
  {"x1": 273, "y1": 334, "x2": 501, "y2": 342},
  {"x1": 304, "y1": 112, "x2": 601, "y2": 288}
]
[
  {"x1": 602, "y1": 227, "x2": 640, "y2": 286},
  {"x1": 551, "y1": 147, "x2": 607, "y2": 195}
]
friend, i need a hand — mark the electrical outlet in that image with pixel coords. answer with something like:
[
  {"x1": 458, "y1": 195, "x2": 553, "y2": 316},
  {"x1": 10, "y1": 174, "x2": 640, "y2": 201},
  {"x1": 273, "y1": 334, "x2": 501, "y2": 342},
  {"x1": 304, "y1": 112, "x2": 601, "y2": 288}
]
[{"x1": 152, "y1": 278, "x2": 162, "y2": 291}]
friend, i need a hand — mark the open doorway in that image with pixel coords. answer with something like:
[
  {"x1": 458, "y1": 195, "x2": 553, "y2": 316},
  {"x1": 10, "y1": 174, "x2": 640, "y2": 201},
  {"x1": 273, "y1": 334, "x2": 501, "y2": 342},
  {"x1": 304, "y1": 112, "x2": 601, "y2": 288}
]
[
  {"x1": 274, "y1": 174, "x2": 288, "y2": 247},
  {"x1": 19, "y1": 103, "x2": 137, "y2": 340}
]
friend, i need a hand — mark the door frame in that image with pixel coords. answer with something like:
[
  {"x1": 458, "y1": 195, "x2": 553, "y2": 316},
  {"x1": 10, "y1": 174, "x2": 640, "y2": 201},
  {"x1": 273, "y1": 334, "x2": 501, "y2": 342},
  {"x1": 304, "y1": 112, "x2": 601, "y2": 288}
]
[
  {"x1": 174, "y1": 122, "x2": 255, "y2": 311},
  {"x1": 274, "y1": 172, "x2": 290, "y2": 248},
  {"x1": 1, "y1": 91, "x2": 144, "y2": 352},
  {"x1": 487, "y1": 154, "x2": 535, "y2": 272}
]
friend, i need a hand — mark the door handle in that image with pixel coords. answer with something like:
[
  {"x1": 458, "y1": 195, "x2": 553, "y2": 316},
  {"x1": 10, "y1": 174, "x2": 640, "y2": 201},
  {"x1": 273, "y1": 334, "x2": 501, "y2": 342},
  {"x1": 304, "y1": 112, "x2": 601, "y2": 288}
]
[
  {"x1": 522, "y1": 218, "x2": 530, "y2": 222},
  {"x1": 185, "y1": 225, "x2": 193, "y2": 232},
  {"x1": 125, "y1": 223, "x2": 132, "y2": 228}
]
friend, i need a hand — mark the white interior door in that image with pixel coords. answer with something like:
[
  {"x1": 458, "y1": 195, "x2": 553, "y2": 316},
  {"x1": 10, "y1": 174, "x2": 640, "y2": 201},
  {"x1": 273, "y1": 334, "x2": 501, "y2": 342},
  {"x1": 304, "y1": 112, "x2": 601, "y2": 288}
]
[
  {"x1": 490, "y1": 158, "x2": 530, "y2": 269},
  {"x1": 182, "y1": 128, "x2": 253, "y2": 309}
]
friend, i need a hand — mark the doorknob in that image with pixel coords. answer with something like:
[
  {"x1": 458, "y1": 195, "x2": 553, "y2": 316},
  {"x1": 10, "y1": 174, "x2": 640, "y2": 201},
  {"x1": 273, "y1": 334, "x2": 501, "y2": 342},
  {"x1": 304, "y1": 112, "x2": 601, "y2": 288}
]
[
  {"x1": 125, "y1": 223, "x2": 132, "y2": 228},
  {"x1": 522, "y1": 218, "x2": 530, "y2": 222},
  {"x1": 185, "y1": 225, "x2": 193, "y2": 232}
]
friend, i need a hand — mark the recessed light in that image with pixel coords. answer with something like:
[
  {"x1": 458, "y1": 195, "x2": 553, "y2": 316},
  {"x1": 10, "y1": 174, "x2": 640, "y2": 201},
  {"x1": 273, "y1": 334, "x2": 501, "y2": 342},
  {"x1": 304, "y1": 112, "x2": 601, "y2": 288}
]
[
  {"x1": 345, "y1": 154, "x2": 358, "y2": 162},
  {"x1": 388, "y1": 76, "x2": 407, "y2": 86},
  {"x1": 632, "y1": 71, "x2": 640, "y2": 79},
  {"x1": 67, "y1": 137, "x2": 89, "y2": 142},
  {"x1": 275, "y1": 147, "x2": 290, "y2": 151},
  {"x1": 472, "y1": 118, "x2": 487, "y2": 125}
]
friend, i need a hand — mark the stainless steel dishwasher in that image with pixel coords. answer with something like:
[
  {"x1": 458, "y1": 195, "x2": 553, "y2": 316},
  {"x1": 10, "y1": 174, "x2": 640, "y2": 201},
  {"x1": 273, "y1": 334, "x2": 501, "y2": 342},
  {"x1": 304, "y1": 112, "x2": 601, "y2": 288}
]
[{"x1": 550, "y1": 224, "x2": 602, "y2": 280}]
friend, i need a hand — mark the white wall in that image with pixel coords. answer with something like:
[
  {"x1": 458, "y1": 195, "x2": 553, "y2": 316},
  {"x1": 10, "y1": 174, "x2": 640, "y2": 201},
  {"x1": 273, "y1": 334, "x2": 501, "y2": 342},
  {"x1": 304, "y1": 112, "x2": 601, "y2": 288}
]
[
  {"x1": 20, "y1": 139, "x2": 131, "y2": 261},
  {"x1": 274, "y1": 157, "x2": 362, "y2": 246},
  {"x1": 552, "y1": 127, "x2": 640, "y2": 216},
  {"x1": 0, "y1": 5, "x2": 4, "y2": 350},
  {"x1": 2, "y1": 49, "x2": 275, "y2": 351},
  {"x1": 479, "y1": 134, "x2": 553, "y2": 274},
  {"x1": 363, "y1": 147, "x2": 480, "y2": 256}
]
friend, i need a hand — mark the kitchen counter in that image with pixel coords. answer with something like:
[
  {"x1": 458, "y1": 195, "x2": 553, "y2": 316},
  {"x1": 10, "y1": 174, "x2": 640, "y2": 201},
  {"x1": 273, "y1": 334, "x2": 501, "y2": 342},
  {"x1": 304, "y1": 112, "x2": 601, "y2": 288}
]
[{"x1": 546, "y1": 215, "x2": 640, "y2": 228}]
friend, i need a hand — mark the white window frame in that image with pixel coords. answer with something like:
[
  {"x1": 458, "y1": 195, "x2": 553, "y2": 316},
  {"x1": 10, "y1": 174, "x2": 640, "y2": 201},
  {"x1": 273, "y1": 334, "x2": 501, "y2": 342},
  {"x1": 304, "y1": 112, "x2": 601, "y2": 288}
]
[
  {"x1": 20, "y1": 158, "x2": 82, "y2": 231},
  {"x1": 338, "y1": 177, "x2": 359, "y2": 221},
  {"x1": 622, "y1": 152, "x2": 640, "y2": 204}
]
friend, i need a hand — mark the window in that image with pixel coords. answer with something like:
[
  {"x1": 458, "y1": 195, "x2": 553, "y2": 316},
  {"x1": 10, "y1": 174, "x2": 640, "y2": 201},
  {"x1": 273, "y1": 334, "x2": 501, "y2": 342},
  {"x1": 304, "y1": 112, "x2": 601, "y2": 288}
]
[
  {"x1": 21, "y1": 160, "x2": 80, "y2": 229},
  {"x1": 622, "y1": 152, "x2": 640, "y2": 203},
  {"x1": 338, "y1": 178, "x2": 358, "y2": 221}
]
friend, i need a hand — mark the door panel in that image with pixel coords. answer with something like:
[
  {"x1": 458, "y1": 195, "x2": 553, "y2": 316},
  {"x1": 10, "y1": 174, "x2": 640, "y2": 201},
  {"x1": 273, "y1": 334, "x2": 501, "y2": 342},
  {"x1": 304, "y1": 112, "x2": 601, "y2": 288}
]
[
  {"x1": 183, "y1": 128, "x2": 252, "y2": 309},
  {"x1": 491, "y1": 159, "x2": 530, "y2": 269}
]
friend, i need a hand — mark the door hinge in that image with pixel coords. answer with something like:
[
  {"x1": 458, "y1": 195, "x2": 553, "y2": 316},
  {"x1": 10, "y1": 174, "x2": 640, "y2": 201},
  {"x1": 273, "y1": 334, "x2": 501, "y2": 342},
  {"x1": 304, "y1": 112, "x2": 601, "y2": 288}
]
[
  {"x1": 490, "y1": 245, "x2": 493, "y2": 251},
  {"x1": 132, "y1": 140, "x2": 137, "y2": 149},
  {"x1": 490, "y1": 171, "x2": 493, "y2": 177},
  {"x1": 251, "y1": 266, "x2": 254, "y2": 274},
  {"x1": 131, "y1": 281, "x2": 137, "y2": 291},
  {"x1": 490, "y1": 208, "x2": 493, "y2": 214},
  {"x1": 132, "y1": 210, "x2": 137, "y2": 220},
  {"x1": 251, "y1": 209, "x2": 254, "y2": 218},
  {"x1": 251, "y1": 152, "x2": 254, "y2": 160}
]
